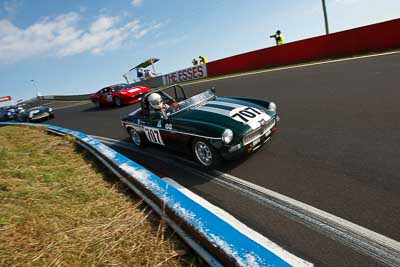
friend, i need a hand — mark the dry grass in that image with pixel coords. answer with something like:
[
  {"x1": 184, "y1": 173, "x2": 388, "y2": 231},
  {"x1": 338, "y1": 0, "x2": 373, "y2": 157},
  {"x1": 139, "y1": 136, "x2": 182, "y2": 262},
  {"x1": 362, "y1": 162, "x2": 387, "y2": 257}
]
[{"x1": 0, "y1": 126, "x2": 203, "y2": 267}]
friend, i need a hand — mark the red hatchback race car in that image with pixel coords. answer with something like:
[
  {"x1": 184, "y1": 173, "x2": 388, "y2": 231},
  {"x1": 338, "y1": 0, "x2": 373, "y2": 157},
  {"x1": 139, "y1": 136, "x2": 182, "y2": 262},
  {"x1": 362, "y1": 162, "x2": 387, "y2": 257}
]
[{"x1": 89, "y1": 84, "x2": 151, "y2": 108}]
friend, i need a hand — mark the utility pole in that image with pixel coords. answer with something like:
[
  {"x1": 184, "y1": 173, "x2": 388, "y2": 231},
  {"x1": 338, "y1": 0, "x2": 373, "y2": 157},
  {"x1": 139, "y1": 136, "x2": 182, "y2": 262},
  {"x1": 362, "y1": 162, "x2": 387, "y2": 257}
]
[
  {"x1": 30, "y1": 80, "x2": 39, "y2": 97},
  {"x1": 322, "y1": 0, "x2": 330, "y2": 35}
]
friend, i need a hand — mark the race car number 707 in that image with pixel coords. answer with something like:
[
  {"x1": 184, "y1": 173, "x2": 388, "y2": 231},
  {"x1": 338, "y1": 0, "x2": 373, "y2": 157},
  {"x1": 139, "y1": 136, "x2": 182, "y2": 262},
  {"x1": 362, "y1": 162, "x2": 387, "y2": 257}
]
[{"x1": 144, "y1": 127, "x2": 165, "y2": 145}]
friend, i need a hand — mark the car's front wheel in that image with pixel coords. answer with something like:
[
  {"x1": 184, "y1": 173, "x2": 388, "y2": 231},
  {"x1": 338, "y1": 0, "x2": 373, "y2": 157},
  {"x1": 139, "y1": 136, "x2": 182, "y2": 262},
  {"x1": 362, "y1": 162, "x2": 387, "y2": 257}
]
[
  {"x1": 129, "y1": 127, "x2": 146, "y2": 148},
  {"x1": 192, "y1": 138, "x2": 221, "y2": 169}
]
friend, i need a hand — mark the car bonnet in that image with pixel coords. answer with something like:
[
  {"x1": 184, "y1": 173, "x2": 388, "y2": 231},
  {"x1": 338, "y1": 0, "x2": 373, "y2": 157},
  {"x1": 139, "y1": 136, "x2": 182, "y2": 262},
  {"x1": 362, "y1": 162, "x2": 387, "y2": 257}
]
[
  {"x1": 172, "y1": 97, "x2": 272, "y2": 135},
  {"x1": 120, "y1": 87, "x2": 144, "y2": 94},
  {"x1": 27, "y1": 106, "x2": 48, "y2": 113}
]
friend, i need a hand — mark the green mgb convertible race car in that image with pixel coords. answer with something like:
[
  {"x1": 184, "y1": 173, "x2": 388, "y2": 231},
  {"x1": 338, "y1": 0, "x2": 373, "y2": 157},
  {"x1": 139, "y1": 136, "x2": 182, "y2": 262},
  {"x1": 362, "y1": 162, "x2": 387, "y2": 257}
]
[{"x1": 121, "y1": 85, "x2": 279, "y2": 168}]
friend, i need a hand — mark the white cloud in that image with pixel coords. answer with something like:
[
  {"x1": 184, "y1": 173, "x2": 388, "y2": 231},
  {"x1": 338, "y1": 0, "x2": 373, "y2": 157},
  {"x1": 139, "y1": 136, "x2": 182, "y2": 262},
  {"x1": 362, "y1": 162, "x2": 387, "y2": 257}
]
[
  {"x1": 90, "y1": 16, "x2": 117, "y2": 32},
  {"x1": 3, "y1": 0, "x2": 20, "y2": 18},
  {"x1": 0, "y1": 12, "x2": 162, "y2": 64},
  {"x1": 131, "y1": 0, "x2": 144, "y2": 7}
]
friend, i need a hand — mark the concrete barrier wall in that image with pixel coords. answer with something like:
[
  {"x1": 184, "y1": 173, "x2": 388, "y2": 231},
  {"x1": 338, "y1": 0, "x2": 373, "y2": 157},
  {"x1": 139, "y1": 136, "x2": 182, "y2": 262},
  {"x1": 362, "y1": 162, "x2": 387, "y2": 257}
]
[
  {"x1": 207, "y1": 19, "x2": 400, "y2": 77},
  {"x1": 130, "y1": 76, "x2": 164, "y2": 88},
  {"x1": 37, "y1": 79, "x2": 164, "y2": 101}
]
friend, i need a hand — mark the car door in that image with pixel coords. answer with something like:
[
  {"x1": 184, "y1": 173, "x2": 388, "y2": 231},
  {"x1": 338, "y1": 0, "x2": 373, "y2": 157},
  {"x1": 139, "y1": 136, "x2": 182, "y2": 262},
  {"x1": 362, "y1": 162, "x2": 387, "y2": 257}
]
[
  {"x1": 101, "y1": 88, "x2": 114, "y2": 105},
  {"x1": 94, "y1": 89, "x2": 104, "y2": 104},
  {"x1": 0, "y1": 110, "x2": 6, "y2": 121},
  {"x1": 139, "y1": 111, "x2": 176, "y2": 148}
]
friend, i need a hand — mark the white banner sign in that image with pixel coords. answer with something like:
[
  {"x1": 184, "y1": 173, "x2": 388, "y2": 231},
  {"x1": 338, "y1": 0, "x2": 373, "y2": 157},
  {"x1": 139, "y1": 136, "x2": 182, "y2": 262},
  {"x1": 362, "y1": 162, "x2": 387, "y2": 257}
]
[{"x1": 162, "y1": 64, "x2": 207, "y2": 85}]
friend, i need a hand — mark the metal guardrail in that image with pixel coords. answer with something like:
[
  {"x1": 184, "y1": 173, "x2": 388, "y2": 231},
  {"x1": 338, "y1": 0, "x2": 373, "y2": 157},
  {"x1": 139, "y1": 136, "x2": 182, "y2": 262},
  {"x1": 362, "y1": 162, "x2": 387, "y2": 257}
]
[
  {"x1": 0, "y1": 122, "x2": 311, "y2": 267},
  {"x1": 38, "y1": 94, "x2": 91, "y2": 101}
]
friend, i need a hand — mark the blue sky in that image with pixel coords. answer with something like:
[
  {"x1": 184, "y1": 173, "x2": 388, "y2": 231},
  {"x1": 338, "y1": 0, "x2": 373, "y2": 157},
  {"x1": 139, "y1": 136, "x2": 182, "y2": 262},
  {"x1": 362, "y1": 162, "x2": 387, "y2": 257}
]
[{"x1": 0, "y1": 0, "x2": 399, "y2": 105}]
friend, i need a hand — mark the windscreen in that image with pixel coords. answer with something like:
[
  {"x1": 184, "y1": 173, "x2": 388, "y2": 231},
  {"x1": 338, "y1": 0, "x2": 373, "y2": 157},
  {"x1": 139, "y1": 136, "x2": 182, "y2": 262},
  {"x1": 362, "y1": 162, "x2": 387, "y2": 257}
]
[
  {"x1": 167, "y1": 89, "x2": 215, "y2": 115},
  {"x1": 112, "y1": 84, "x2": 130, "y2": 91}
]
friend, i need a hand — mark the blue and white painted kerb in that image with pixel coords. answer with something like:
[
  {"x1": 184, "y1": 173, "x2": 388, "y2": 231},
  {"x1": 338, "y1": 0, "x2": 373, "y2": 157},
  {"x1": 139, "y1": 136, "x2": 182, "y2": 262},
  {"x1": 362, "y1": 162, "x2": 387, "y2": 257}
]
[{"x1": 0, "y1": 122, "x2": 312, "y2": 267}]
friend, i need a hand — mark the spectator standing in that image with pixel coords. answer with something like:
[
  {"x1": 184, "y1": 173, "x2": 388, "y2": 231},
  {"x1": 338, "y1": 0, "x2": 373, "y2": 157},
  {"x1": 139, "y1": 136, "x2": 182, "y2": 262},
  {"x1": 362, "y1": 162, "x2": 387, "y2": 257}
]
[
  {"x1": 137, "y1": 68, "x2": 144, "y2": 80},
  {"x1": 192, "y1": 58, "x2": 199, "y2": 66},
  {"x1": 144, "y1": 69, "x2": 156, "y2": 80},
  {"x1": 199, "y1": 55, "x2": 208, "y2": 64},
  {"x1": 269, "y1": 30, "x2": 284, "y2": 46},
  {"x1": 144, "y1": 69, "x2": 150, "y2": 80}
]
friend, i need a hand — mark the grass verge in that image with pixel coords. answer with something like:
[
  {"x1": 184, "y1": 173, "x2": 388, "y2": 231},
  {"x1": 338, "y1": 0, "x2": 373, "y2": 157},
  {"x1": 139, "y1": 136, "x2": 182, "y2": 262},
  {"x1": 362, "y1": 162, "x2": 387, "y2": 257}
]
[{"x1": 0, "y1": 126, "x2": 202, "y2": 267}]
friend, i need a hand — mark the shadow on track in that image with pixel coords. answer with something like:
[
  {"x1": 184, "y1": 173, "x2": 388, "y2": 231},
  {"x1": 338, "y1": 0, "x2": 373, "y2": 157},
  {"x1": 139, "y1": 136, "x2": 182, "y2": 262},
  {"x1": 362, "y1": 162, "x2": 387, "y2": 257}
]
[{"x1": 103, "y1": 136, "x2": 261, "y2": 187}]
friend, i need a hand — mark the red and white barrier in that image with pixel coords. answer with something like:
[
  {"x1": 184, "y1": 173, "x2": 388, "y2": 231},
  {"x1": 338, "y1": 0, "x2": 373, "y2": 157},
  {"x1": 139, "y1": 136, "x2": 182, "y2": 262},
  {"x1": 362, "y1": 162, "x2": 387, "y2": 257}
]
[{"x1": 0, "y1": 96, "x2": 12, "y2": 103}]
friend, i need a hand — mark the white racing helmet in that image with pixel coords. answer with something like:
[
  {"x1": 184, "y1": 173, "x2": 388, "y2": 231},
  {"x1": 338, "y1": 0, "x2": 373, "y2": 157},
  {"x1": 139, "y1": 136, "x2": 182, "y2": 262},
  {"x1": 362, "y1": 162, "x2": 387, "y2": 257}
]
[{"x1": 148, "y1": 93, "x2": 162, "y2": 110}]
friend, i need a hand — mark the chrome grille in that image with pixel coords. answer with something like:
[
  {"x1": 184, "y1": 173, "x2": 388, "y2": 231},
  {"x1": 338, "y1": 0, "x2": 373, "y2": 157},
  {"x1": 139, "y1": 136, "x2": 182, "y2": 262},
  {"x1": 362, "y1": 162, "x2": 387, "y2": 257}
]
[{"x1": 243, "y1": 118, "x2": 275, "y2": 145}]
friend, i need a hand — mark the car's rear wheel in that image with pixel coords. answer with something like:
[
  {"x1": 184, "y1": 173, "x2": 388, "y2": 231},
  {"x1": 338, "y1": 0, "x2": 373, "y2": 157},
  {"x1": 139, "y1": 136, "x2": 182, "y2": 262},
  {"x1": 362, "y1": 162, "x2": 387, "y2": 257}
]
[
  {"x1": 17, "y1": 116, "x2": 27, "y2": 122},
  {"x1": 114, "y1": 96, "x2": 122, "y2": 107},
  {"x1": 129, "y1": 127, "x2": 146, "y2": 148},
  {"x1": 192, "y1": 138, "x2": 221, "y2": 169},
  {"x1": 94, "y1": 100, "x2": 101, "y2": 109}
]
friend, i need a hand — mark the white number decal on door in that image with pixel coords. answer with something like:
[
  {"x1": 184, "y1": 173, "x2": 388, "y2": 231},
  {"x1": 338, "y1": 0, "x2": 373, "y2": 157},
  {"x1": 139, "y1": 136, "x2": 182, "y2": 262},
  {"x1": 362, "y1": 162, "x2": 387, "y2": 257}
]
[
  {"x1": 144, "y1": 127, "x2": 165, "y2": 145},
  {"x1": 106, "y1": 94, "x2": 113, "y2": 102}
]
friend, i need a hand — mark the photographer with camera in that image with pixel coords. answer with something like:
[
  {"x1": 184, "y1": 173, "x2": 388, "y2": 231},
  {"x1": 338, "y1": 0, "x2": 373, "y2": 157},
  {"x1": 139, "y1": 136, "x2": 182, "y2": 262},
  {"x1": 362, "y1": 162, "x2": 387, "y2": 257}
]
[{"x1": 269, "y1": 30, "x2": 284, "y2": 46}]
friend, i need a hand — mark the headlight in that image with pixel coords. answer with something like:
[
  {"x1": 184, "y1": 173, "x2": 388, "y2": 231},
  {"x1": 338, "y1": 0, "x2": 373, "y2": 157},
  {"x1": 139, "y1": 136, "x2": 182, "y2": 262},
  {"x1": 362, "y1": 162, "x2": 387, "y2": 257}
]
[
  {"x1": 48, "y1": 108, "x2": 53, "y2": 112},
  {"x1": 268, "y1": 102, "x2": 277, "y2": 112},
  {"x1": 222, "y1": 129, "x2": 233, "y2": 144}
]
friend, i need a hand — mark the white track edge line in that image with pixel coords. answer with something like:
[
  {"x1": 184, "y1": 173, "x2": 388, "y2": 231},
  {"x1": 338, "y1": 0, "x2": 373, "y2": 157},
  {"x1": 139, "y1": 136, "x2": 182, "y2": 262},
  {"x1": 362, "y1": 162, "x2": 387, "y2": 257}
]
[{"x1": 218, "y1": 172, "x2": 400, "y2": 249}]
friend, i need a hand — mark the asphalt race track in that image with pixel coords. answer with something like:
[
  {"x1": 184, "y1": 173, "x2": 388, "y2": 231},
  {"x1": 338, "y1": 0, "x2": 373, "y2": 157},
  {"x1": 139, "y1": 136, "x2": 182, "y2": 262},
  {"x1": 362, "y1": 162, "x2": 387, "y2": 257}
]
[{"x1": 38, "y1": 53, "x2": 400, "y2": 266}]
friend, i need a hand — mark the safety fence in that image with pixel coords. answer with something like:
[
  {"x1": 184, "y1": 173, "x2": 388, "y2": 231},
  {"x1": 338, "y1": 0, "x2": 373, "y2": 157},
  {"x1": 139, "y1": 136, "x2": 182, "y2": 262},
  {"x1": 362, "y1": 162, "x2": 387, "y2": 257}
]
[{"x1": 0, "y1": 122, "x2": 311, "y2": 267}]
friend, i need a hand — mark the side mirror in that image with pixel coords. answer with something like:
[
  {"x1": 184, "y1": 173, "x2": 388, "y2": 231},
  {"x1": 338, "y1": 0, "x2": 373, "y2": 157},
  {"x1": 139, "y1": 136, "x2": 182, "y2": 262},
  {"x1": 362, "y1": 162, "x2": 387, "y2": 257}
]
[{"x1": 211, "y1": 87, "x2": 216, "y2": 94}]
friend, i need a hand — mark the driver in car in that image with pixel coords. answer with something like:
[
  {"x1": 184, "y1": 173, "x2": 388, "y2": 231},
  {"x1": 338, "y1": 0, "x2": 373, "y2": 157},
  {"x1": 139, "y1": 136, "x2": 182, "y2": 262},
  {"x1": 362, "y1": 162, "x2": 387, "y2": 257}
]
[{"x1": 148, "y1": 93, "x2": 179, "y2": 117}]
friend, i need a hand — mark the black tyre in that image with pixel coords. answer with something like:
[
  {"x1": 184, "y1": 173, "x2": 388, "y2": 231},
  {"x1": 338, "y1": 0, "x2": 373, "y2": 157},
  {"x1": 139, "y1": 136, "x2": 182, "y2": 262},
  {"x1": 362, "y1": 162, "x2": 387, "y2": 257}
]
[
  {"x1": 94, "y1": 100, "x2": 101, "y2": 109},
  {"x1": 114, "y1": 96, "x2": 122, "y2": 107},
  {"x1": 129, "y1": 127, "x2": 146, "y2": 148},
  {"x1": 17, "y1": 116, "x2": 27, "y2": 122},
  {"x1": 192, "y1": 138, "x2": 221, "y2": 169}
]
